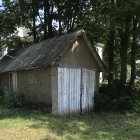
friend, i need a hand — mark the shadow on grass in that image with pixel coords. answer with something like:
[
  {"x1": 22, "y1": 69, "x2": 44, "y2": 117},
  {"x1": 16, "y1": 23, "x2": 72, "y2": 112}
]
[
  {"x1": 0, "y1": 105, "x2": 140, "y2": 140},
  {"x1": 30, "y1": 114, "x2": 140, "y2": 140}
]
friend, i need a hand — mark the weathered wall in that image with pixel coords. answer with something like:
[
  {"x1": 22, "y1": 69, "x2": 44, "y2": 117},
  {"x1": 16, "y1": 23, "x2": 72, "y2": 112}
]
[
  {"x1": 0, "y1": 73, "x2": 10, "y2": 92},
  {"x1": 51, "y1": 66, "x2": 58, "y2": 114},
  {"x1": 56, "y1": 36, "x2": 100, "y2": 71},
  {"x1": 17, "y1": 68, "x2": 52, "y2": 106}
]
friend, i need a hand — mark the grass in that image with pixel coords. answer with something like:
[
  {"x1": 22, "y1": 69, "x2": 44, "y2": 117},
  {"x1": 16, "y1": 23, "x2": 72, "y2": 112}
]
[{"x1": 0, "y1": 106, "x2": 140, "y2": 140}]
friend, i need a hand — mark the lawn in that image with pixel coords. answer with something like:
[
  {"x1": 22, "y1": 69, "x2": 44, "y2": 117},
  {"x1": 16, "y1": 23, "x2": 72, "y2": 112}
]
[{"x1": 0, "y1": 106, "x2": 140, "y2": 140}]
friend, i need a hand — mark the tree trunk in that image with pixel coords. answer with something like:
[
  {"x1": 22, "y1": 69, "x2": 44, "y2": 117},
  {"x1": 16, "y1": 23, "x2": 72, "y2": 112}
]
[
  {"x1": 57, "y1": 1, "x2": 62, "y2": 35},
  {"x1": 46, "y1": 0, "x2": 53, "y2": 38},
  {"x1": 108, "y1": 30, "x2": 115, "y2": 86},
  {"x1": 32, "y1": 0, "x2": 37, "y2": 43},
  {"x1": 44, "y1": 0, "x2": 47, "y2": 39},
  {"x1": 130, "y1": 15, "x2": 138, "y2": 86},
  {"x1": 119, "y1": 19, "x2": 130, "y2": 86},
  {"x1": 120, "y1": 34, "x2": 128, "y2": 86},
  {"x1": 108, "y1": 0, "x2": 115, "y2": 86}
]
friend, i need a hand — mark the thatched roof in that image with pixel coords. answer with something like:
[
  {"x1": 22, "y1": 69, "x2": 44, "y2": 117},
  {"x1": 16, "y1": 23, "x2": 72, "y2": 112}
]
[{"x1": 0, "y1": 30, "x2": 105, "y2": 73}]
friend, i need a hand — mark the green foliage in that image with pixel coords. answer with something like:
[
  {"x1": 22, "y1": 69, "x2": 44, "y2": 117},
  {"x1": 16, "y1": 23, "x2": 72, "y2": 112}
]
[
  {"x1": 0, "y1": 87, "x2": 12, "y2": 106},
  {"x1": 95, "y1": 80, "x2": 140, "y2": 113},
  {"x1": 0, "y1": 0, "x2": 33, "y2": 50},
  {"x1": 0, "y1": 87, "x2": 25, "y2": 107},
  {"x1": 77, "y1": 0, "x2": 109, "y2": 43}
]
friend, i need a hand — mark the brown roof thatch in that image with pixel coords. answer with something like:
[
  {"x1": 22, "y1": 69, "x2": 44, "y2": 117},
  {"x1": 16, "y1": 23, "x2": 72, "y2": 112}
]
[{"x1": 0, "y1": 30, "x2": 105, "y2": 73}]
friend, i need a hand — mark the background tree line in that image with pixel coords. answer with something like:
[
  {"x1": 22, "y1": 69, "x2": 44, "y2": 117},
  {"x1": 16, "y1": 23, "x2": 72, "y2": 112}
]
[{"x1": 0, "y1": 0, "x2": 140, "y2": 88}]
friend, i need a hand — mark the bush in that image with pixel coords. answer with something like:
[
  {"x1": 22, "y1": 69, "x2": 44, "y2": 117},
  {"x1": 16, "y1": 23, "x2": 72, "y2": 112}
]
[
  {"x1": 95, "y1": 80, "x2": 140, "y2": 113},
  {"x1": 0, "y1": 87, "x2": 25, "y2": 107},
  {"x1": 0, "y1": 87, "x2": 12, "y2": 106}
]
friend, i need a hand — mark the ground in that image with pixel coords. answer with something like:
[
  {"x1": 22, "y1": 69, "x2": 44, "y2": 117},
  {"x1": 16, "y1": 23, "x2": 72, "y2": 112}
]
[{"x1": 0, "y1": 106, "x2": 140, "y2": 140}]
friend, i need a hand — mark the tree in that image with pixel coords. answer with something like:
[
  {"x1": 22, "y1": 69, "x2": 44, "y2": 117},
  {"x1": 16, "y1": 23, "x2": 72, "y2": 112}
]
[
  {"x1": 107, "y1": 0, "x2": 116, "y2": 86},
  {"x1": 129, "y1": 0, "x2": 140, "y2": 86}
]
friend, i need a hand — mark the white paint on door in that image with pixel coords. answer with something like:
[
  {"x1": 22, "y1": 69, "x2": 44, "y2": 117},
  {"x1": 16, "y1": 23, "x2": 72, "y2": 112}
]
[
  {"x1": 81, "y1": 68, "x2": 95, "y2": 113},
  {"x1": 58, "y1": 67, "x2": 95, "y2": 115},
  {"x1": 58, "y1": 67, "x2": 81, "y2": 115}
]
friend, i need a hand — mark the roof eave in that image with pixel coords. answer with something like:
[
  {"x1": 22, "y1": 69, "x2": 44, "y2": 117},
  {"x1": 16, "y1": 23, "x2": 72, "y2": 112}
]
[{"x1": 81, "y1": 32, "x2": 106, "y2": 72}]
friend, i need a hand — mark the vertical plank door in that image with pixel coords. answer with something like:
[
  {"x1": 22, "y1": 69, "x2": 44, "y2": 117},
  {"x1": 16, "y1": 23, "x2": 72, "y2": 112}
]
[
  {"x1": 81, "y1": 68, "x2": 95, "y2": 113},
  {"x1": 58, "y1": 67, "x2": 81, "y2": 115}
]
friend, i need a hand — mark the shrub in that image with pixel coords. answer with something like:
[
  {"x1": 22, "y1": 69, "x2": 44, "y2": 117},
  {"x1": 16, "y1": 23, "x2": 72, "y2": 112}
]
[
  {"x1": 0, "y1": 87, "x2": 12, "y2": 106},
  {"x1": 0, "y1": 87, "x2": 25, "y2": 107},
  {"x1": 95, "y1": 80, "x2": 140, "y2": 113}
]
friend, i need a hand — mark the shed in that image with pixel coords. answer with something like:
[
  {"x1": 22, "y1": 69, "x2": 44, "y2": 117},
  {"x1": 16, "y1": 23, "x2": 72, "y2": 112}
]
[{"x1": 0, "y1": 30, "x2": 105, "y2": 115}]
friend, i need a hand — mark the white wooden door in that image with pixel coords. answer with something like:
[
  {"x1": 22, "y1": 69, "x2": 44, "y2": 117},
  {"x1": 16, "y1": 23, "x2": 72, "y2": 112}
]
[
  {"x1": 58, "y1": 67, "x2": 95, "y2": 115},
  {"x1": 81, "y1": 68, "x2": 95, "y2": 113},
  {"x1": 58, "y1": 67, "x2": 81, "y2": 115}
]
